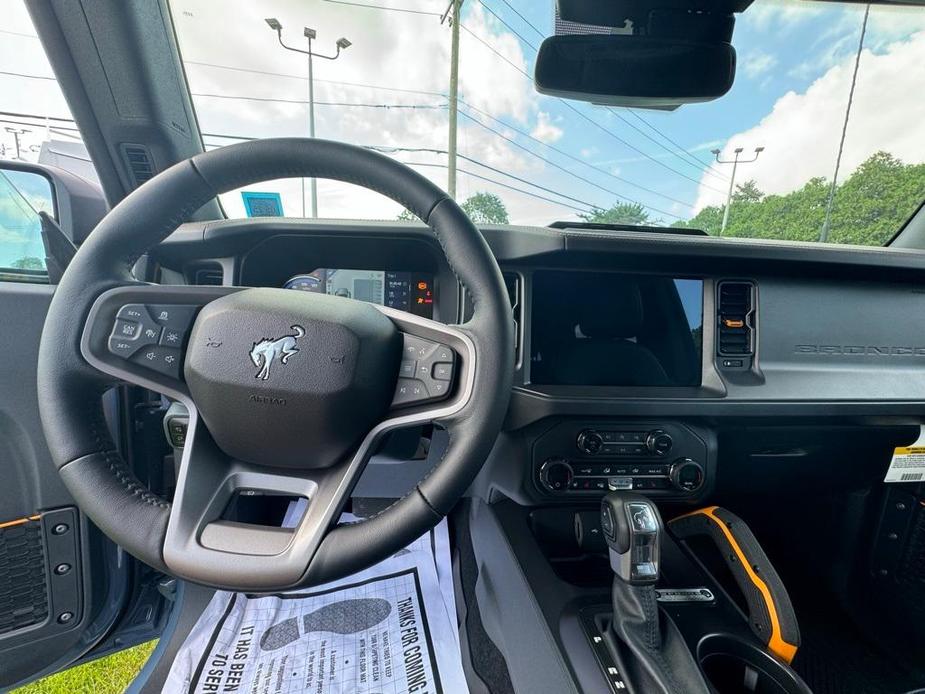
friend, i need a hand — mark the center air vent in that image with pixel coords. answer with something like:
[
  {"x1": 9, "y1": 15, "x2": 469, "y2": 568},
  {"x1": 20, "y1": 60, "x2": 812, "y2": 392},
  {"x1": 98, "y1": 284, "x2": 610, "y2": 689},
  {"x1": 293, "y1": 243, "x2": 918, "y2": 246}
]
[{"x1": 717, "y1": 281, "x2": 755, "y2": 357}]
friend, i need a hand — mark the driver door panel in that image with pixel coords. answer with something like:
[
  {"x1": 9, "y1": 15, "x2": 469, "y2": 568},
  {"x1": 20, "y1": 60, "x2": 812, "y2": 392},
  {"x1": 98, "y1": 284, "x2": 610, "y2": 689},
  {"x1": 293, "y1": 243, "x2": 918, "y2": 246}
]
[{"x1": 0, "y1": 282, "x2": 133, "y2": 688}]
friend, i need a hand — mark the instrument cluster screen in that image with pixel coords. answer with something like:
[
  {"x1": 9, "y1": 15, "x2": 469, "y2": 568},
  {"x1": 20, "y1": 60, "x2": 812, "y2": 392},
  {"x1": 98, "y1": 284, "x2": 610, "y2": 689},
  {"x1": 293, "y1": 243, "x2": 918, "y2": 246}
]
[{"x1": 283, "y1": 269, "x2": 435, "y2": 318}]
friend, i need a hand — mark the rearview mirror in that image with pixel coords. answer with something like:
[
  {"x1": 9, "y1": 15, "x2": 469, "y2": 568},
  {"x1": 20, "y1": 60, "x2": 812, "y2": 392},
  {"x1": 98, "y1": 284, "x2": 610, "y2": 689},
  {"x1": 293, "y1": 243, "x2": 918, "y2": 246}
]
[{"x1": 534, "y1": 34, "x2": 736, "y2": 109}]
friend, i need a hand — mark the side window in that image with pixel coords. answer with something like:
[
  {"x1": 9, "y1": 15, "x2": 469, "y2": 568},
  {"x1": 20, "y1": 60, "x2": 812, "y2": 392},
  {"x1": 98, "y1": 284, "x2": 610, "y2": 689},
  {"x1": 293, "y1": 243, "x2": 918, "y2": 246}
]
[{"x1": 0, "y1": 168, "x2": 54, "y2": 277}]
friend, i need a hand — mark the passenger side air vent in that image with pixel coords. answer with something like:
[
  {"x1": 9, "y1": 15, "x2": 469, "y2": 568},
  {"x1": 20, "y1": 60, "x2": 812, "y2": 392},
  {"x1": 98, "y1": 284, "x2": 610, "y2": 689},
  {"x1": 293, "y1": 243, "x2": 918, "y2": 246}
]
[
  {"x1": 192, "y1": 265, "x2": 224, "y2": 286},
  {"x1": 120, "y1": 144, "x2": 155, "y2": 187},
  {"x1": 503, "y1": 272, "x2": 522, "y2": 364},
  {"x1": 717, "y1": 281, "x2": 755, "y2": 358}
]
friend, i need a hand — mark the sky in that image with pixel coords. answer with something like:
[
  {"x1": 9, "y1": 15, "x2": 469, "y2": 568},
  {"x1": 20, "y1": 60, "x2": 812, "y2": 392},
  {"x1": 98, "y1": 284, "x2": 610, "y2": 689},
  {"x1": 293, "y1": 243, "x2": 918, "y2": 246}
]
[{"x1": 1, "y1": 0, "x2": 924, "y2": 228}]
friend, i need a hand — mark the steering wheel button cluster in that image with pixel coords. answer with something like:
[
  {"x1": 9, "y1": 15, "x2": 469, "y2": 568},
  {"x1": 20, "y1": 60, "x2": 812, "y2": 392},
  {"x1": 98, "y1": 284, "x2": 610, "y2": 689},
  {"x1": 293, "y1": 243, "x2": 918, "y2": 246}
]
[
  {"x1": 107, "y1": 303, "x2": 197, "y2": 379},
  {"x1": 392, "y1": 334, "x2": 456, "y2": 408}
]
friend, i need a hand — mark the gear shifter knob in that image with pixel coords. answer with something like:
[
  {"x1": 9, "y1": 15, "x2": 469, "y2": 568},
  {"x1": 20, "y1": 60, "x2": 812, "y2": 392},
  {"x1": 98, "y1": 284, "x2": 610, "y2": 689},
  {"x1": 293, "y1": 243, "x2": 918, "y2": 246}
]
[{"x1": 601, "y1": 492, "x2": 662, "y2": 585}]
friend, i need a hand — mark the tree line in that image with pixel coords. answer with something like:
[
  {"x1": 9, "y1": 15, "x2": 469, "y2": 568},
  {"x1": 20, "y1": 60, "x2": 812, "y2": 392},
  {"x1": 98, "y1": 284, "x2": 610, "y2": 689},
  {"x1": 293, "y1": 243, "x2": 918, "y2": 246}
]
[{"x1": 433, "y1": 151, "x2": 924, "y2": 247}]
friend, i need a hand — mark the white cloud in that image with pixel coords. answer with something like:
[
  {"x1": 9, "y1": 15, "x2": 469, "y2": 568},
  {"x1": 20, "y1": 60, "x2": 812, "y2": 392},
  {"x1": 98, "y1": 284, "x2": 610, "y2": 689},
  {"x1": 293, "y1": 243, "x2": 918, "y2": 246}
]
[
  {"x1": 693, "y1": 30, "x2": 925, "y2": 212},
  {"x1": 743, "y1": 0, "x2": 826, "y2": 31},
  {"x1": 530, "y1": 111, "x2": 563, "y2": 143},
  {"x1": 580, "y1": 146, "x2": 598, "y2": 159},
  {"x1": 742, "y1": 51, "x2": 778, "y2": 79},
  {"x1": 164, "y1": 0, "x2": 555, "y2": 222}
]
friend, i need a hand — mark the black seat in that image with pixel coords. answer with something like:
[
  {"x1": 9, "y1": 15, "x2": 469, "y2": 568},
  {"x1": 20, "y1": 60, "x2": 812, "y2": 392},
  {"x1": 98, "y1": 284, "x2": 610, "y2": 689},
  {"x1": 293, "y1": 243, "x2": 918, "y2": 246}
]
[{"x1": 545, "y1": 278, "x2": 670, "y2": 386}]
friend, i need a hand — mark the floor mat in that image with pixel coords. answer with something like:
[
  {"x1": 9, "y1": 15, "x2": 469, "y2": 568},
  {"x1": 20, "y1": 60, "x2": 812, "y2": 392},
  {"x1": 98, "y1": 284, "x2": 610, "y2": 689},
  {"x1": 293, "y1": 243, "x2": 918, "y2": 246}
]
[
  {"x1": 162, "y1": 518, "x2": 466, "y2": 694},
  {"x1": 791, "y1": 596, "x2": 924, "y2": 694}
]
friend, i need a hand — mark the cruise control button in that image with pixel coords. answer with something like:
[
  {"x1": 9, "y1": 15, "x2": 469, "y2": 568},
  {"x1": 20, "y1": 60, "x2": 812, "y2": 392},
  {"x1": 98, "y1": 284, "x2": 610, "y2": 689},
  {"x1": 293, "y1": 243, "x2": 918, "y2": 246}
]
[
  {"x1": 131, "y1": 345, "x2": 182, "y2": 378},
  {"x1": 108, "y1": 335, "x2": 139, "y2": 358},
  {"x1": 432, "y1": 362, "x2": 453, "y2": 381},
  {"x1": 114, "y1": 319, "x2": 142, "y2": 339},
  {"x1": 117, "y1": 305, "x2": 147, "y2": 321}
]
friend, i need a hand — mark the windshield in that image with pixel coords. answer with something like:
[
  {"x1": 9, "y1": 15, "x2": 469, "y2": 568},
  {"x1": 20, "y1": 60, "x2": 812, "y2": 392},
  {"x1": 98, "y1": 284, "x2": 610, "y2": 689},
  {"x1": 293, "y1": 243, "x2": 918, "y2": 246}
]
[{"x1": 5, "y1": 1, "x2": 923, "y2": 244}]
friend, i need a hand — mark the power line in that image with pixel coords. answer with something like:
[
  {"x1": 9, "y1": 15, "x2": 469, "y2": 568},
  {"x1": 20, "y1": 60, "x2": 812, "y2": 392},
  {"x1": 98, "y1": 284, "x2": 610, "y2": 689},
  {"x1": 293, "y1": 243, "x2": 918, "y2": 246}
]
[
  {"x1": 458, "y1": 99, "x2": 692, "y2": 210},
  {"x1": 0, "y1": 69, "x2": 56, "y2": 81},
  {"x1": 457, "y1": 108, "x2": 687, "y2": 215},
  {"x1": 184, "y1": 59, "x2": 445, "y2": 97},
  {"x1": 494, "y1": 0, "x2": 545, "y2": 38},
  {"x1": 628, "y1": 109, "x2": 730, "y2": 179},
  {"x1": 320, "y1": 0, "x2": 442, "y2": 16},
  {"x1": 368, "y1": 145, "x2": 603, "y2": 209},
  {"x1": 197, "y1": 129, "x2": 601, "y2": 211},
  {"x1": 190, "y1": 92, "x2": 446, "y2": 109},
  {"x1": 405, "y1": 161, "x2": 592, "y2": 213},
  {"x1": 181, "y1": 55, "x2": 705, "y2": 207},
  {"x1": 820, "y1": 3, "x2": 870, "y2": 242}
]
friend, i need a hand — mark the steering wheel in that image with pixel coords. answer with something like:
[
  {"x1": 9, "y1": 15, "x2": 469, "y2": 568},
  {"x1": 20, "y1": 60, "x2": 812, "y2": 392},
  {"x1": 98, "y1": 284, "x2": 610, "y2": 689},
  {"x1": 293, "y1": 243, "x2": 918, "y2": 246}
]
[{"x1": 36, "y1": 138, "x2": 513, "y2": 591}]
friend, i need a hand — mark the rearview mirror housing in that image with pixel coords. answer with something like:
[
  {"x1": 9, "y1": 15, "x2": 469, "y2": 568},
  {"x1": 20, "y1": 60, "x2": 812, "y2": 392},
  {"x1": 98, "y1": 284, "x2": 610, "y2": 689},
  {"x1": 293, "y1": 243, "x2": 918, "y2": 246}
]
[{"x1": 534, "y1": 33, "x2": 736, "y2": 109}]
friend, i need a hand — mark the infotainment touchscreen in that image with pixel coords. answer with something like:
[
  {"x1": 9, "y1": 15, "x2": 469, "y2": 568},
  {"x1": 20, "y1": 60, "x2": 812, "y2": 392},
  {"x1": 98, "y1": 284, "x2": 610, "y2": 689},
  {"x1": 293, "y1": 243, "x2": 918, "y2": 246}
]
[
  {"x1": 283, "y1": 269, "x2": 434, "y2": 318},
  {"x1": 530, "y1": 271, "x2": 703, "y2": 387}
]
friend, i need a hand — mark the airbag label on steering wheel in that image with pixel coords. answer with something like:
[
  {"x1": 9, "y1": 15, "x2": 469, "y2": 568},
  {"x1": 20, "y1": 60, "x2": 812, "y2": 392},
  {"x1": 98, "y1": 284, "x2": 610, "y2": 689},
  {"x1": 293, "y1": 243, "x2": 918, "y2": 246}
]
[{"x1": 163, "y1": 523, "x2": 466, "y2": 694}]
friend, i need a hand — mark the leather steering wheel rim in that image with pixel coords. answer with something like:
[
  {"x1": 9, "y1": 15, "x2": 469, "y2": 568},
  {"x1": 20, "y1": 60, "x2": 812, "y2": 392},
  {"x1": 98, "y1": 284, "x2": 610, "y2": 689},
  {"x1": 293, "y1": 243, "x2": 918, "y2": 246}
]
[{"x1": 37, "y1": 138, "x2": 513, "y2": 590}]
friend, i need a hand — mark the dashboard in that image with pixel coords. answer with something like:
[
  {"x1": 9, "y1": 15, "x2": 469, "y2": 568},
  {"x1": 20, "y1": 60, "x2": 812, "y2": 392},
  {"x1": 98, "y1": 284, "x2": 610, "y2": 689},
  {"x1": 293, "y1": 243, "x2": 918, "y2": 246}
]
[{"x1": 149, "y1": 218, "x2": 925, "y2": 507}]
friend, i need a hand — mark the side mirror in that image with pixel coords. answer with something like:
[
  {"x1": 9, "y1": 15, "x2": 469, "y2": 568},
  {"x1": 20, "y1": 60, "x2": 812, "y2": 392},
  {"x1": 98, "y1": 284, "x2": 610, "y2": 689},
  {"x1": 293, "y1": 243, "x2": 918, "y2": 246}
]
[
  {"x1": 0, "y1": 160, "x2": 106, "y2": 281},
  {"x1": 534, "y1": 33, "x2": 736, "y2": 109},
  {"x1": 0, "y1": 165, "x2": 56, "y2": 276}
]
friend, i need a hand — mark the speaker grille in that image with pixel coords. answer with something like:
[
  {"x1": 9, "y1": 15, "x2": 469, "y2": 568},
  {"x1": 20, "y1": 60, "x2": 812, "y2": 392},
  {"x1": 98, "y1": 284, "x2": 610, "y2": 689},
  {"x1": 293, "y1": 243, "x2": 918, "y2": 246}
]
[{"x1": 0, "y1": 517, "x2": 48, "y2": 636}]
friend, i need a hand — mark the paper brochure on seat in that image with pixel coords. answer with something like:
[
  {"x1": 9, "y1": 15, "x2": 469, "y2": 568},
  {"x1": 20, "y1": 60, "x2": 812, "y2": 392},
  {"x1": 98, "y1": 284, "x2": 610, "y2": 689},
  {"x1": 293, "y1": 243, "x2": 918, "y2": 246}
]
[{"x1": 163, "y1": 518, "x2": 466, "y2": 694}]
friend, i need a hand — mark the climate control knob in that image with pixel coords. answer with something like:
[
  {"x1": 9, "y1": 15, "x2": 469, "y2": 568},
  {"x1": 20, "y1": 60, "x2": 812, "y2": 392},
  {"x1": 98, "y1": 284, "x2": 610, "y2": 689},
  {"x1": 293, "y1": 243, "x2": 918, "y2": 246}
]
[
  {"x1": 577, "y1": 430, "x2": 605, "y2": 455},
  {"x1": 646, "y1": 430, "x2": 673, "y2": 456},
  {"x1": 540, "y1": 458, "x2": 574, "y2": 492},
  {"x1": 669, "y1": 458, "x2": 704, "y2": 493}
]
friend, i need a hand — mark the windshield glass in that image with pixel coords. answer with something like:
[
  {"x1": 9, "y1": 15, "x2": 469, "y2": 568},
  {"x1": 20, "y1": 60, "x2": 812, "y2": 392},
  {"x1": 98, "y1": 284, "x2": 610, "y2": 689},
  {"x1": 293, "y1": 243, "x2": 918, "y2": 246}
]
[{"x1": 171, "y1": 1, "x2": 921, "y2": 243}]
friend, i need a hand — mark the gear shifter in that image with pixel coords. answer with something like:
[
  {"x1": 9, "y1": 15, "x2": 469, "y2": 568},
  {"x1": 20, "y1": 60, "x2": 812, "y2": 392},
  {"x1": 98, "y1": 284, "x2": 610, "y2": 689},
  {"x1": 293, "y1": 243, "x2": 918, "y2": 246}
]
[
  {"x1": 601, "y1": 492, "x2": 662, "y2": 584},
  {"x1": 600, "y1": 492, "x2": 710, "y2": 694}
]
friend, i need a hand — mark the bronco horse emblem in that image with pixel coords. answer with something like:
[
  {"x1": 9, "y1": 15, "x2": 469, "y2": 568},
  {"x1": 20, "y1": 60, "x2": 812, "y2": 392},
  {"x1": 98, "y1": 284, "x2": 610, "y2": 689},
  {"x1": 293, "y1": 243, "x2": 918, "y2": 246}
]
[{"x1": 250, "y1": 325, "x2": 305, "y2": 380}]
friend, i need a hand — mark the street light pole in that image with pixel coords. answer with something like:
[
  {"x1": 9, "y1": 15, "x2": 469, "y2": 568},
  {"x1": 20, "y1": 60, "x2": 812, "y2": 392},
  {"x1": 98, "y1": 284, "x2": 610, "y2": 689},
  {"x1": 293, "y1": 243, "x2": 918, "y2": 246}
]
[
  {"x1": 712, "y1": 146, "x2": 764, "y2": 235},
  {"x1": 5, "y1": 128, "x2": 28, "y2": 160},
  {"x1": 265, "y1": 18, "x2": 351, "y2": 219}
]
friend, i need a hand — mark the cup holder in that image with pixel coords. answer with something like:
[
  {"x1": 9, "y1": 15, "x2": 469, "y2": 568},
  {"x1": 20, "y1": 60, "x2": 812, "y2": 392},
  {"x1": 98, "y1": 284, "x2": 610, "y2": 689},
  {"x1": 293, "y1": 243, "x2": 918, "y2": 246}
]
[{"x1": 697, "y1": 634, "x2": 812, "y2": 694}]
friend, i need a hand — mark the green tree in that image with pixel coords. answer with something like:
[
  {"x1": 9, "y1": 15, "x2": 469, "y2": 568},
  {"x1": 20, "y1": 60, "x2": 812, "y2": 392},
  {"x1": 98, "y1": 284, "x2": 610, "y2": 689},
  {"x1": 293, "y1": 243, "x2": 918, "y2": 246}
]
[
  {"x1": 673, "y1": 152, "x2": 925, "y2": 246},
  {"x1": 10, "y1": 255, "x2": 44, "y2": 270},
  {"x1": 397, "y1": 191, "x2": 510, "y2": 224},
  {"x1": 460, "y1": 192, "x2": 509, "y2": 224},
  {"x1": 732, "y1": 179, "x2": 763, "y2": 203},
  {"x1": 580, "y1": 201, "x2": 651, "y2": 226}
]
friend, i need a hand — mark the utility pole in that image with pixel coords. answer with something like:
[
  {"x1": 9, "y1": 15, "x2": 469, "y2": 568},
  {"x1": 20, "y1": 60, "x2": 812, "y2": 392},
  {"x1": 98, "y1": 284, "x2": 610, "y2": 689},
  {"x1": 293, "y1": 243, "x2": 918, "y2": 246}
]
[
  {"x1": 443, "y1": 0, "x2": 462, "y2": 199},
  {"x1": 5, "y1": 128, "x2": 28, "y2": 160},
  {"x1": 265, "y1": 18, "x2": 352, "y2": 218},
  {"x1": 712, "y1": 146, "x2": 764, "y2": 235}
]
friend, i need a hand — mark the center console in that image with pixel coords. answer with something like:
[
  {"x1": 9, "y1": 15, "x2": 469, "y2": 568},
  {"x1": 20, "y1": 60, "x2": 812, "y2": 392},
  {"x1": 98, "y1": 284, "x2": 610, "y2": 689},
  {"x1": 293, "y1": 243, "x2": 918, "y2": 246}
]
[{"x1": 533, "y1": 420, "x2": 714, "y2": 501}]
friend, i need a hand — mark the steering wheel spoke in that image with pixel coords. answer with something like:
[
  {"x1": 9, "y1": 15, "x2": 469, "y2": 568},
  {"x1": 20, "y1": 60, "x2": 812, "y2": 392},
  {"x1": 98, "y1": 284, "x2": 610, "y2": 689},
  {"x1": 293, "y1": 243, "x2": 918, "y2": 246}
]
[
  {"x1": 80, "y1": 283, "x2": 240, "y2": 398},
  {"x1": 163, "y1": 411, "x2": 385, "y2": 589}
]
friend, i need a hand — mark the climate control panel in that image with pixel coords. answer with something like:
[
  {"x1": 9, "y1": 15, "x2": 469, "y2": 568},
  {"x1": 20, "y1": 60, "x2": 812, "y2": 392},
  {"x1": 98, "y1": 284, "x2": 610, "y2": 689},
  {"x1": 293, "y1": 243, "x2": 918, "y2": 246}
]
[{"x1": 532, "y1": 421, "x2": 713, "y2": 500}]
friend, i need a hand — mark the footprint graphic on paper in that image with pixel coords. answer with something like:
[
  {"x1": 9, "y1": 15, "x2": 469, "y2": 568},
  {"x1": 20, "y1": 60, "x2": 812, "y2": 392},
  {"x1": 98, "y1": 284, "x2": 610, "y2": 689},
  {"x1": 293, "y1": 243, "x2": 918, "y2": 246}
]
[{"x1": 259, "y1": 598, "x2": 392, "y2": 651}]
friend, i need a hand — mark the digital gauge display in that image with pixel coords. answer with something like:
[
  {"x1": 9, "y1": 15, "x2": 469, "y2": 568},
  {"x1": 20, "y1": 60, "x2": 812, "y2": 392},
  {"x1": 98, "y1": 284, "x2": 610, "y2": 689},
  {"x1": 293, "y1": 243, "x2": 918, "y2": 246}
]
[{"x1": 283, "y1": 269, "x2": 434, "y2": 318}]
